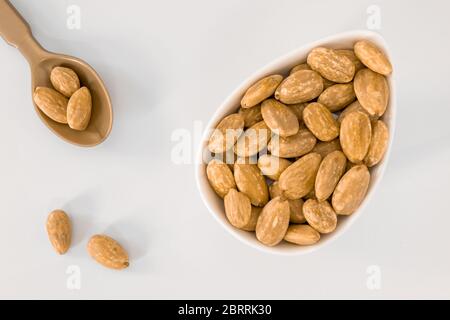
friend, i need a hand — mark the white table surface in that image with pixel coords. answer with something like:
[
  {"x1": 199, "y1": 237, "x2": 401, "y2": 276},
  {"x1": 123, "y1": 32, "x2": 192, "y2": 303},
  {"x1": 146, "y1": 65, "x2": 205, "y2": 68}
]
[{"x1": 1, "y1": 0, "x2": 449, "y2": 299}]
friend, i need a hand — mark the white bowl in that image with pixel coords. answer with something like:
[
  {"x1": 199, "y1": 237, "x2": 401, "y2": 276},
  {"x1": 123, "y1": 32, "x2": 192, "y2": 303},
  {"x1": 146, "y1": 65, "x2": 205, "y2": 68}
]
[{"x1": 195, "y1": 30, "x2": 396, "y2": 255}]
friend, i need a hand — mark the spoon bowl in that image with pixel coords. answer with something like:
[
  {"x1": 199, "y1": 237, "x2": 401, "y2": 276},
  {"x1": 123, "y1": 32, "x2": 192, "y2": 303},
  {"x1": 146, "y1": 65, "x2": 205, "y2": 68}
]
[
  {"x1": 0, "y1": 0, "x2": 112, "y2": 147},
  {"x1": 31, "y1": 54, "x2": 112, "y2": 147}
]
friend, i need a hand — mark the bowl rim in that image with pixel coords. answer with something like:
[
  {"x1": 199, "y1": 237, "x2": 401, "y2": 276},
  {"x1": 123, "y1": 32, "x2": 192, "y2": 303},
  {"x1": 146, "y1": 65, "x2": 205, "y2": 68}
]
[{"x1": 195, "y1": 29, "x2": 397, "y2": 256}]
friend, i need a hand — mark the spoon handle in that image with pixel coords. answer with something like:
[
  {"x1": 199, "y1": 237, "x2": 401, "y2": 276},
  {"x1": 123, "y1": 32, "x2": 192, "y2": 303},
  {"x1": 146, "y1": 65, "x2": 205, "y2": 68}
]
[
  {"x1": 0, "y1": 0, "x2": 32, "y2": 47},
  {"x1": 0, "y1": 0, "x2": 45, "y2": 63}
]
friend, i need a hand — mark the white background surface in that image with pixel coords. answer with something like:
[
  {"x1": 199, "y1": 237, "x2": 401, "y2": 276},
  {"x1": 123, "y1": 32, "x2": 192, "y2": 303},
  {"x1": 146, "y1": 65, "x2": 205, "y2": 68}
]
[{"x1": 0, "y1": 0, "x2": 449, "y2": 299}]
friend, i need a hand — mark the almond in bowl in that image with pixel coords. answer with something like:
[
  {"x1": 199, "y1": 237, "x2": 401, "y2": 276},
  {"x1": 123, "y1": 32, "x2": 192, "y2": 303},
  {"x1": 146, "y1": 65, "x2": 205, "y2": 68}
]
[{"x1": 196, "y1": 30, "x2": 396, "y2": 255}]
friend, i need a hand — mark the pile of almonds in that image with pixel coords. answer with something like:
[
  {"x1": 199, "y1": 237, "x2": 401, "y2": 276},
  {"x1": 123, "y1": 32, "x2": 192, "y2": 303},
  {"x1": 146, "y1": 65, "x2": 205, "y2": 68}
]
[
  {"x1": 46, "y1": 209, "x2": 129, "y2": 270},
  {"x1": 33, "y1": 67, "x2": 92, "y2": 131},
  {"x1": 206, "y1": 40, "x2": 392, "y2": 247}
]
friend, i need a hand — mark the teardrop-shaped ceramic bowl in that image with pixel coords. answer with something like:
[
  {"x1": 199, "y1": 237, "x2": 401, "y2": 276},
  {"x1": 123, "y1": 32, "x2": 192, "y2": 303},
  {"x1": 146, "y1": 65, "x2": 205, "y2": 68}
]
[{"x1": 196, "y1": 30, "x2": 396, "y2": 255}]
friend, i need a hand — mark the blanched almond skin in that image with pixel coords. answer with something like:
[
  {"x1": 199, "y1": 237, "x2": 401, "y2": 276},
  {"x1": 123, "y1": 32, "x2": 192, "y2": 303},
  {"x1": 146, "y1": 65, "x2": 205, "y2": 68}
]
[
  {"x1": 336, "y1": 49, "x2": 365, "y2": 72},
  {"x1": 238, "y1": 105, "x2": 263, "y2": 128},
  {"x1": 50, "y1": 67, "x2": 80, "y2": 97},
  {"x1": 275, "y1": 70, "x2": 324, "y2": 104},
  {"x1": 269, "y1": 181, "x2": 282, "y2": 199},
  {"x1": 332, "y1": 165, "x2": 370, "y2": 215},
  {"x1": 340, "y1": 111, "x2": 372, "y2": 163},
  {"x1": 212, "y1": 151, "x2": 236, "y2": 172},
  {"x1": 289, "y1": 69, "x2": 336, "y2": 90},
  {"x1": 312, "y1": 139, "x2": 341, "y2": 159},
  {"x1": 354, "y1": 68, "x2": 389, "y2": 117},
  {"x1": 303, "y1": 199, "x2": 337, "y2": 234},
  {"x1": 318, "y1": 83, "x2": 356, "y2": 112},
  {"x1": 303, "y1": 102, "x2": 340, "y2": 142},
  {"x1": 46, "y1": 210, "x2": 71, "y2": 255},
  {"x1": 241, "y1": 75, "x2": 283, "y2": 108},
  {"x1": 287, "y1": 103, "x2": 307, "y2": 122},
  {"x1": 234, "y1": 160, "x2": 269, "y2": 207},
  {"x1": 241, "y1": 206, "x2": 262, "y2": 232},
  {"x1": 257, "y1": 155, "x2": 292, "y2": 180},
  {"x1": 304, "y1": 189, "x2": 316, "y2": 200},
  {"x1": 279, "y1": 153, "x2": 322, "y2": 200},
  {"x1": 33, "y1": 87, "x2": 68, "y2": 124},
  {"x1": 284, "y1": 225, "x2": 320, "y2": 246},
  {"x1": 354, "y1": 40, "x2": 392, "y2": 76},
  {"x1": 338, "y1": 100, "x2": 378, "y2": 124},
  {"x1": 87, "y1": 235, "x2": 129, "y2": 270},
  {"x1": 67, "y1": 87, "x2": 92, "y2": 131},
  {"x1": 315, "y1": 151, "x2": 347, "y2": 201},
  {"x1": 287, "y1": 198, "x2": 306, "y2": 223},
  {"x1": 364, "y1": 120, "x2": 389, "y2": 167},
  {"x1": 224, "y1": 189, "x2": 252, "y2": 228},
  {"x1": 206, "y1": 159, "x2": 236, "y2": 198},
  {"x1": 290, "y1": 63, "x2": 311, "y2": 75},
  {"x1": 307, "y1": 47, "x2": 355, "y2": 83},
  {"x1": 208, "y1": 113, "x2": 244, "y2": 153},
  {"x1": 255, "y1": 197, "x2": 290, "y2": 246},
  {"x1": 261, "y1": 99, "x2": 299, "y2": 137},
  {"x1": 268, "y1": 182, "x2": 305, "y2": 223},
  {"x1": 234, "y1": 121, "x2": 271, "y2": 157},
  {"x1": 268, "y1": 128, "x2": 317, "y2": 159},
  {"x1": 322, "y1": 77, "x2": 336, "y2": 90},
  {"x1": 345, "y1": 160, "x2": 358, "y2": 172}
]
